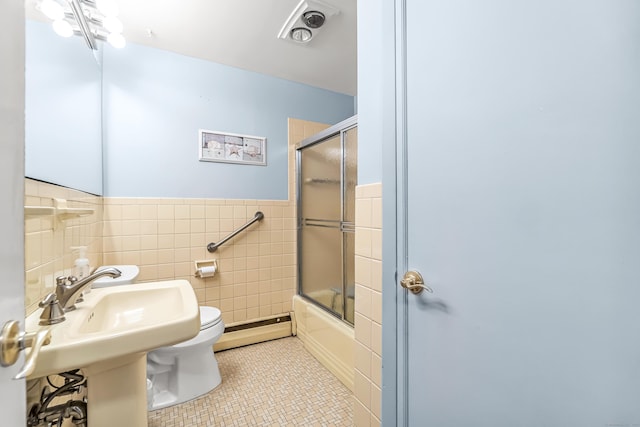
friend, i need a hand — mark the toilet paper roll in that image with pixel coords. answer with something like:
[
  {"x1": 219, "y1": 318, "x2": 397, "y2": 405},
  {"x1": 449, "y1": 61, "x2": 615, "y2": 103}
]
[{"x1": 195, "y1": 265, "x2": 217, "y2": 278}]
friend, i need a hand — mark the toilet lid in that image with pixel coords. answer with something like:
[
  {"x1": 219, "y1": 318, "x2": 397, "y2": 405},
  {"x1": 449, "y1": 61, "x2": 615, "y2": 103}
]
[{"x1": 200, "y1": 306, "x2": 222, "y2": 330}]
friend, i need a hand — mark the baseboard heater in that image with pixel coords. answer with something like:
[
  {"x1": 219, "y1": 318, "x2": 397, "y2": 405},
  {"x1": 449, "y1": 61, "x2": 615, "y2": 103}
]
[{"x1": 213, "y1": 314, "x2": 293, "y2": 352}]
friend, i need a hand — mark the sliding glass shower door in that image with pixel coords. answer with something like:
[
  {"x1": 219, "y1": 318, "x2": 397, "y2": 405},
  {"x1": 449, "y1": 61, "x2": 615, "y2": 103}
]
[{"x1": 297, "y1": 116, "x2": 357, "y2": 325}]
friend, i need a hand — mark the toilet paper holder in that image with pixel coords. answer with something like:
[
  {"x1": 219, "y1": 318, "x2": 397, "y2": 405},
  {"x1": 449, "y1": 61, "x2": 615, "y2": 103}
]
[{"x1": 194, "y1": 259, "x2": 218, "y2": 278}]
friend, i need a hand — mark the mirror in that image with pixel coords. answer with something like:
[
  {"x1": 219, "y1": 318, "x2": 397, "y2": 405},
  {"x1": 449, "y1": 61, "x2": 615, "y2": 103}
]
[{"x1": 25, "y1": 19, "x2": 103, "y2": 195}]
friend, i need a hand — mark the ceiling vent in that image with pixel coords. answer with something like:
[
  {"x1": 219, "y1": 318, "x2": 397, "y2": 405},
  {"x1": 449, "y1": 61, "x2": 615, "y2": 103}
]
[{"x1": 277, "y1": 0, "x2": 340, "y2": 44}]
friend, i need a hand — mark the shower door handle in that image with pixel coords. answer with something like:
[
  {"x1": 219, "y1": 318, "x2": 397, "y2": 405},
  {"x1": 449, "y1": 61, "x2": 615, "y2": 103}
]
[{"x1": 400, "y1": 270, "x2": 433, "y2": 295}]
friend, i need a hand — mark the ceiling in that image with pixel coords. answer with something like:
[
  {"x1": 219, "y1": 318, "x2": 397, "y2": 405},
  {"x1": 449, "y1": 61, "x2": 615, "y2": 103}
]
[{"x1": 27, "y1": 0, "x2": 358, "y2": 95}]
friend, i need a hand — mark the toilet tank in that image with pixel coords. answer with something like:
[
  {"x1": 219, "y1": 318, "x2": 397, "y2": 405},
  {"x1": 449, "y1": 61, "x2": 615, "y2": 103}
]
[{"x1": 92, "y1": 265, "x2": 140, "y2": 288}]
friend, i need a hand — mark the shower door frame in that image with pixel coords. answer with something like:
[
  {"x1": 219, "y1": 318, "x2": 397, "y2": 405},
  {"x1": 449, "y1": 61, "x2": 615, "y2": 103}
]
[{"x1": 296, "y1": 115, "x2": 358, "y2": 325}]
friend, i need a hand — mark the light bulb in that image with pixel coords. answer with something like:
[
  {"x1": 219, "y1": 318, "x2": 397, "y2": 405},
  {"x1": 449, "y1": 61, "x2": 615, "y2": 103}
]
[
  {"x1": 52, "y1": 19, "x2": 73, "y2": 37},
  {"x1": 39, "y1": 0, "x2": 64, "y2": 20},
  {"x1": 290, "y1": 27, "x2": 312, "y2": 43},
  {"x1": 102, "y1": 16, "x2": 123, "y2": 33},
  {"x1": 107, "y1": 32, "x2": 126, "y2": 48},
  {"x1": 95, "y1": 0, "x2": 118, "y2": 17}
]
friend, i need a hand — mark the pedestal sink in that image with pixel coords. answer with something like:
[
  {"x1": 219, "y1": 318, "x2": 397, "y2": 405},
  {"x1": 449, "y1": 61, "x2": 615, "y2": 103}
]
[{"x1": 25, "y1": 280, "x2": 200, "y2": 427}]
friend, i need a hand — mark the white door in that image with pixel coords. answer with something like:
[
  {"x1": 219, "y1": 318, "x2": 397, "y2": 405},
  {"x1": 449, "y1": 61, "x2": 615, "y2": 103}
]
[
  {"x1": 0, "y1": 1, "x2": 27, "y2": 425},
  {"x1": 396, "y1": 0, "x2": 640, "y2": 425}
]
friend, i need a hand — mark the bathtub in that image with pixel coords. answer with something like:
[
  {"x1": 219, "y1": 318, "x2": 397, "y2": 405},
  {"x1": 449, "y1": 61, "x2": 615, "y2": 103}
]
[{"x1": 292, "y1": 295, "x2": 354, "y2": 391}]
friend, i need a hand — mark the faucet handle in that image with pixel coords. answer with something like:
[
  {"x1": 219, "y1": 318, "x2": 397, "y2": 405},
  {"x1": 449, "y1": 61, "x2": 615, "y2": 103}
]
[
  {"x1": 65, "y1": 277, "x2": 85, "y2": 303},
  {"x1": 56, "y1": 276, "x2": 68, "y2": 286},
  {"x1": 38, "y1": 293, "x2": 65, "y2": 326},
  {"x1": 38, "y1": 293, "x2": 56, "y2": 307}
]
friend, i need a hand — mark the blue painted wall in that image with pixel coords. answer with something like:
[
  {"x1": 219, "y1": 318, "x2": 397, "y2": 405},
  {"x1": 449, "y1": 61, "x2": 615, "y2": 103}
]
[{"x1": 102, "y1": 43, "x2": 355, "y2": 199}]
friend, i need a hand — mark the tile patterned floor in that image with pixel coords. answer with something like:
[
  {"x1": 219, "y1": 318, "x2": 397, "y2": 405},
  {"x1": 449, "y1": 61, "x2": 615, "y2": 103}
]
[{"x1": 148, "y1": 337, "x2": 353, "y2": 426}]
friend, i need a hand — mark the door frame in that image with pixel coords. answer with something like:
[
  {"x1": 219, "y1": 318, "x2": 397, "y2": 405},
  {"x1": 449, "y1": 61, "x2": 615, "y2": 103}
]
[
  {"x1": 381, "y1": 0, "x2": 408, "y2": 425},
  {"x1": 0, "y1": 0, "x2": 27, "y2": 423}
]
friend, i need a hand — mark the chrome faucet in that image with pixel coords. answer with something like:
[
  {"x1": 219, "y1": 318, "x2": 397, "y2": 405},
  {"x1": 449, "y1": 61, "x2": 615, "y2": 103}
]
[{"x1": 56, "y1": 267, "x2": 122, "y2": 311}]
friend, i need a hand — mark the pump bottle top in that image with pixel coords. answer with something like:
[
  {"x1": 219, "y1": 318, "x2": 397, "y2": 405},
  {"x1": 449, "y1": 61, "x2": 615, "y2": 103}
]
[{"x1": 71, "y1": 246, "x2": 88, "y2": 259}]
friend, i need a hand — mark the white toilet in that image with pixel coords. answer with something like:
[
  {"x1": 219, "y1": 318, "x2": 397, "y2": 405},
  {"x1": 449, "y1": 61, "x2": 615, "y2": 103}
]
[
  {"x1": 92, "y1": 266, "x2": 225, "y2": 410},
  {"x1": 147, "y1": 306, "x2": 225, "y2": 410}
]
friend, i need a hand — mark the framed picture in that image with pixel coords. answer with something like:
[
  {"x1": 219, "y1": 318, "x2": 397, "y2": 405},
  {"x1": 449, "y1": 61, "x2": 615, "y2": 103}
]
[{"x1": 199, "y1": 129, "x2": 267, "y2": 166}]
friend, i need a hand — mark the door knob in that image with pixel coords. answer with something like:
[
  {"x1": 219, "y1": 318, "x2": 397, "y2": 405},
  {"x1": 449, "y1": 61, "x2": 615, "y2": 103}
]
[
  {"x1": 1, "y1": 320, "x2": 51, "y2": 380},
  {"x1": 400, "y1": 270, "x2": 433, "y2": 295}
]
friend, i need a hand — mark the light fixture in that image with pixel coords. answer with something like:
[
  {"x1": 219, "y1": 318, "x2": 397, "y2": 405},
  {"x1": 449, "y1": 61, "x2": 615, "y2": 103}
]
[
  {"x1": 95, "y1": 0, "x2": 118, "y2": 17},
  {"x1": 102, "y1": 15, "x2": 123, "y2": 33},
  {"x1": 39, "y1": 0, "x2": 65, "y2": 20},
  {"x1": 277, "y1": 0, "x2": 340, "y2": 45},
  {"x1": 290, "y1": 27, "x2": 313, "y2": 43},
  {"x1": 302, "y1": 11, "x2": 325, "y2": 29},
  {"x1": 34, "y1": 0, "x2": 126, "y2": 50},
  {"x1": 106, "y1": 32, "x2": 126, "y2": 49},
  {"x1": 52, "y1": 19, "x2": 73, "y2": 37}
]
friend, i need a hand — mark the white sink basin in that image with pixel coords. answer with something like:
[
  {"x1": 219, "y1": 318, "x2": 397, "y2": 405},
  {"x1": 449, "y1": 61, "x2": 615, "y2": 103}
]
[
  {"x1": 76, "y1": 286, "x2": 184, "y2": 334},
  {"x1": 25, "y1": 279, "x2": 200, "y2": 379}
]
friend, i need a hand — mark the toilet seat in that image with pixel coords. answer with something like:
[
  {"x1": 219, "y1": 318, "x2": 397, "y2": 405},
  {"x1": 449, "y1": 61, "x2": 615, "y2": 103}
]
[
  {"x1": 155, "y1": 306, "x2": 224, "y2": 350},
  {"x1": 199, "y1": 306, "x2": 222, "y2": 330}
]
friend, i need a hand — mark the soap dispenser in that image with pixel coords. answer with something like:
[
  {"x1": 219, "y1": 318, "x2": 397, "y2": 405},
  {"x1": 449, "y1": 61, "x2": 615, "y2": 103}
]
[{"x1": 71, "y1": 246, "x2": 90, "y2": 280}]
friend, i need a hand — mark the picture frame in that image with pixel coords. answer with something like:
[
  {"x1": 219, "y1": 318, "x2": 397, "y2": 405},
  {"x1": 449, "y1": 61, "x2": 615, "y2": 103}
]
[{"x1": 198, "y1": 129, "x2": 267, "y2": 166}]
